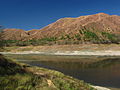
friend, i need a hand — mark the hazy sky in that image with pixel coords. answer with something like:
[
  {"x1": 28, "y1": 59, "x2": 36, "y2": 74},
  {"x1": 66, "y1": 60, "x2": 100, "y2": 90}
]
[{"x1": 0, "y1": 0, "x2": 120, "y2": 30}]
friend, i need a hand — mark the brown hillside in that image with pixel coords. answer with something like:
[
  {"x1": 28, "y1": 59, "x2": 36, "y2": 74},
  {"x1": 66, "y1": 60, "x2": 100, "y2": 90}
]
[
  {"x1": 2, "y1": 13, "x2": 120, "y2": 43},
  {"x1": 32, "y1": 13, "x2": 120, "y2": 39},
  {"x1": 3, "y1": 29, "x2": 29, "y2": 40}
]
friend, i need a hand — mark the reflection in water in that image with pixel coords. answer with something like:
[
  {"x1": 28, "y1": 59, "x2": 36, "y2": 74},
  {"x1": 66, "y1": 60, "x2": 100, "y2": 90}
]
[{"x1": 5, "y1": 54, "x2": 120, "y2": 88}]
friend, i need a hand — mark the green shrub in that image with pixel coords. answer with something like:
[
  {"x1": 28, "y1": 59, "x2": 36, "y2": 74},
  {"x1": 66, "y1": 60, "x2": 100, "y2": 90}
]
[{"x1": 101, "y1": 32, "x2": 119, "y2": 43}]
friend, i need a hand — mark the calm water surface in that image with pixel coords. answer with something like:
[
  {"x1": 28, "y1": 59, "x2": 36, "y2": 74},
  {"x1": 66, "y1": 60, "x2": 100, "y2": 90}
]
[{"x1": 5, "y1": 54, "x2": 120, "y2": 89}]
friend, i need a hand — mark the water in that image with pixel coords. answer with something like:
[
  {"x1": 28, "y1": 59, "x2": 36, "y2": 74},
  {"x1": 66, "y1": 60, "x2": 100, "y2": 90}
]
[{"x1": 5, "y1": 54, "x2": 120, "y2": 89}]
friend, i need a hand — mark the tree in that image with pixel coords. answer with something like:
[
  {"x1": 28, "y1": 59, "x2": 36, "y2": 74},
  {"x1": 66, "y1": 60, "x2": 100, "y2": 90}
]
[{"x1": 0, "y1": 25, "x2": 5, "y2": 49}]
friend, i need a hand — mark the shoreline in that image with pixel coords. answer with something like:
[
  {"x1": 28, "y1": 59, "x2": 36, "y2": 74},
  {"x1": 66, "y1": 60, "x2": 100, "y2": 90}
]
[
  {"x1": 1, "y1": 51, "x2": 116, "y2": 90},
  {"x1": 1, "y1": 50, "x2": 120, "y2": 56},
  {"x1": 91, "y1": 85, "x2": 110, "y2": 90},
  {"x1": 2, "y1": 45, "x2": 120, "y2": 90},
  {"x1": 2, "y1": 44, "x2": 120, "y2": 56}
]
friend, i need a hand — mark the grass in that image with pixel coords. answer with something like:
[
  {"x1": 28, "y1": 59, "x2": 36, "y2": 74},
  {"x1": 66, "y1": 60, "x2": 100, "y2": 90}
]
[{"x1": 0, "y1": 54, "x2": 95, "y2": 90}]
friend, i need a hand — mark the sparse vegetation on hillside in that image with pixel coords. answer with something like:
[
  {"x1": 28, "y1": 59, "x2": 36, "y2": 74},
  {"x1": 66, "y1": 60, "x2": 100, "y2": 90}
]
[
  {"x1": 1, "y1": 28, "x2": 120, "y2": 47},
  {"x1": 101, "y1": 32, "x2": 118, "y2": 43}
]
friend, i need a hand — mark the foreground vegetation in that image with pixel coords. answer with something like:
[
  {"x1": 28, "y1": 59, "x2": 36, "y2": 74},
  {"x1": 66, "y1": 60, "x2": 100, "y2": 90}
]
[{"x1": 0, "y1": 54, "x2": 95, "y2": 90}]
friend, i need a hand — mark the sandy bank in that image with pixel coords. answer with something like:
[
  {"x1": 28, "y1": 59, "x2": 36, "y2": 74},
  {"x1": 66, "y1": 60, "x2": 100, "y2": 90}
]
[
  {"x1": 91, "y1": 85, "x2": 110, "y2": 90},
  {"x1": 1, "y1": 50, "x2": 120, "y2": 56}
]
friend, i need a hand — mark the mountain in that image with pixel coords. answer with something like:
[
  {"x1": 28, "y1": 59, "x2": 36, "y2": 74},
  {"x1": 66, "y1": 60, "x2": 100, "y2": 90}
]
[
  {"x1": 2, "y1": 13, "x2": 120, "y2": 44},
  {"x1": 32, "y1": 13, "x2": 120, "y2": 38},
  {"x1": 3, "y1": 29, "x2": 29, "y2": 40}
]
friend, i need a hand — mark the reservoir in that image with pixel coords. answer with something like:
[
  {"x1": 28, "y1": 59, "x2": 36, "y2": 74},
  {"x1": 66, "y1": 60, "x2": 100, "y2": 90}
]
[{"x1": 5, "y1": 54, "x2": 120, "y2": 89}]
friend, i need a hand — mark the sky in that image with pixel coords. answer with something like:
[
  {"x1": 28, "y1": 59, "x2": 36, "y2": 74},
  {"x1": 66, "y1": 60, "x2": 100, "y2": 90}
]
[{"x1": 0, "y1": 0, "x2": 120, "y2": 30}]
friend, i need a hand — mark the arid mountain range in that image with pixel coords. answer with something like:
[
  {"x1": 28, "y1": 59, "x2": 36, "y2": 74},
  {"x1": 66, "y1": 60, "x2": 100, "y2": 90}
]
[{"x1": 2, "y1": 13, "x2": 120, "y2": 44}]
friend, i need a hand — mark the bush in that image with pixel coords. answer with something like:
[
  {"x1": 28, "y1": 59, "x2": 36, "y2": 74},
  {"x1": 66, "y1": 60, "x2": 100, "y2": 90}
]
[{"x1": 101, "y1": 32, "x2": 119, "y2": 44}]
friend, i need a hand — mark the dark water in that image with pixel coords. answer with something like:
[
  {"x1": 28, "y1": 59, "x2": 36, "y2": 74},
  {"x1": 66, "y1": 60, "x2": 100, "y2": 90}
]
[{"x1": 5, "y1": 54, "x2": 120, "y2": 88}]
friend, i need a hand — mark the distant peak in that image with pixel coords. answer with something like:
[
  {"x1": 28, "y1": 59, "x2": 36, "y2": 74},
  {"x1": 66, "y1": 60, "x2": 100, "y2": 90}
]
[{"x1": 96, "y1": 13, "x2": 109, "y2": 15}]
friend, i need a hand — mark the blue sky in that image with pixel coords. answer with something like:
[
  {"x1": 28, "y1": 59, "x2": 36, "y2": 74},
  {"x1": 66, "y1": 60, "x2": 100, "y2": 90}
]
[{"x1": 0, "y1": 0, "x2": 120, "y2": 30}]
